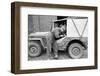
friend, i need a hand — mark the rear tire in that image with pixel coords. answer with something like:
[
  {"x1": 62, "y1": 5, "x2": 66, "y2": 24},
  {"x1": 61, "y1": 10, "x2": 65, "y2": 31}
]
[
  {"x1": 28, "y1": 41, "x2": 42, "y2": 57},
  {"x1": 68, "y1": 43, "x2": 83, "y2": 59}
]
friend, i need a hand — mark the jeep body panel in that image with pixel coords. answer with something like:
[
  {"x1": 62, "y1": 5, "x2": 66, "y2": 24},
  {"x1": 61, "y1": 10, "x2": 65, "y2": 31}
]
[
  {"x1": 56, "y1": 36, "x2": 87, "y2": 51},
  {"x1": 28, "y1": 32, "x2": 51, "y2": 49}
]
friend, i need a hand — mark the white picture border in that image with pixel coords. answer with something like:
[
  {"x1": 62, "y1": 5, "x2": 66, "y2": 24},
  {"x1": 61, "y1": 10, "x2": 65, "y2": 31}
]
[{"x1": 20, "y1": 6, "x2": 95, "y2": 70}]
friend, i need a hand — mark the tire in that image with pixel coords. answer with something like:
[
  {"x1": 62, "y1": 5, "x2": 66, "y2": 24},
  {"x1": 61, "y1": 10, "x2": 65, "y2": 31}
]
[
  {"x1": 68, "y1": 43, "x2": 83, "y2": 59},
  {"x1": 28, "y1": 41, "x2": 42, "y2": 57}
]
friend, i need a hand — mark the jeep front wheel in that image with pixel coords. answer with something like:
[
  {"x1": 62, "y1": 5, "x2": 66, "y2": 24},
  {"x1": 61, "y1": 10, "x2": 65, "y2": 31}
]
[
  {"x1": 28, "y1": 41, "x2": 42, "y2": 57},
  {"x1": 68, "y1": 43, "x2": 83, "y2": 59}
]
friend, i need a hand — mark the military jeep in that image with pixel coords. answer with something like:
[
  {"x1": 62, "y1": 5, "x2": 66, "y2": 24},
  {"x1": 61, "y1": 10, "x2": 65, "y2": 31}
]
[{"x1": 28, "y1": 16, "x2": 88, "y2": 59}]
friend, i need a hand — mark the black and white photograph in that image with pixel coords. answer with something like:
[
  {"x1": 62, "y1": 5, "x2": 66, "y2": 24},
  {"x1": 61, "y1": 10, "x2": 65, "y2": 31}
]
[
  {"x1": 28, "y1": 15, "x2": 88, "y2": 60},
  {"x1": 11, "y1": 2, "x2": 97, "y2": 74}
]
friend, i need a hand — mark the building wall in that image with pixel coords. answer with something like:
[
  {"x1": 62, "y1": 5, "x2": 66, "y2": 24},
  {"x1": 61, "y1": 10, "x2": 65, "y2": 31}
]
[{"x1": 28, "y1": 15, "x2": 57, "y2": 34}]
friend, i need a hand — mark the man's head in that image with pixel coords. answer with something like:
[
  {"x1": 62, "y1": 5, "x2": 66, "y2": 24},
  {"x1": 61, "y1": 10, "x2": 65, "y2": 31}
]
[{"x1": 60, "y1": 25, "x2": 66, "y2": 32}]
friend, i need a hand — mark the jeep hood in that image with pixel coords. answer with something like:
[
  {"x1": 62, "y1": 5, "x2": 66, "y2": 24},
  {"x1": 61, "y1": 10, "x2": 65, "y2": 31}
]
[{"x1": 29, "y1": 32, "x2": 50, "y2": 37}]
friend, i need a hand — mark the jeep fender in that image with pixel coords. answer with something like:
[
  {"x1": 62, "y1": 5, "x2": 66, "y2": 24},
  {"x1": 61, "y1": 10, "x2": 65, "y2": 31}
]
[
  {"x1": 67, "y1": 39, "x2": 87, "y2": 50},
  {"x1": 28, "y1": 38, "x2": 45, "y2": 49}
]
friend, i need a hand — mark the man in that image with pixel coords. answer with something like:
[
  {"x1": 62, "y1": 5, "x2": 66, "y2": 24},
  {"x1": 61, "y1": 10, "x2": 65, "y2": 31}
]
[{"x1": 51, "y1": 25, "x2": 66, "y2": 59}]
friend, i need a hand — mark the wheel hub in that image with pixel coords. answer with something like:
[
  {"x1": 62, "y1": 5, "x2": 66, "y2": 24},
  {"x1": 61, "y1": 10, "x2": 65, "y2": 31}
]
[
  {"x1": 72, "y1": 47, "x2": 80, "y2": 56},
  {"x1": 30, "y1": 47, "x2": 38, "y2": 54}
]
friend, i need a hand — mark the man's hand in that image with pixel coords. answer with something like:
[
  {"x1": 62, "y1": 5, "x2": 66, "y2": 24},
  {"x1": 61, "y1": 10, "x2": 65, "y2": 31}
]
[{"x1": 60, "y1": 35, "x2": 65, "y2": 38}]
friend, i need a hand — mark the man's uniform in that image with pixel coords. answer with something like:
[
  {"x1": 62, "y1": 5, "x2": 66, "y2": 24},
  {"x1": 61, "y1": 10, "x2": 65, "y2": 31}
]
[{"x1": 51, "y1": 27, "x2": 62, "y2": 59}]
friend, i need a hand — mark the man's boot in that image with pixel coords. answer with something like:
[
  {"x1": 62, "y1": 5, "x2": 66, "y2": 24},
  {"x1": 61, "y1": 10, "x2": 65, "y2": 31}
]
[
  {"x1": 54, "y1": 50, "x2": 58, "y2": 59},
  {"x1": 54, "y1": 54, "x2": 58, "y2": 59}
]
